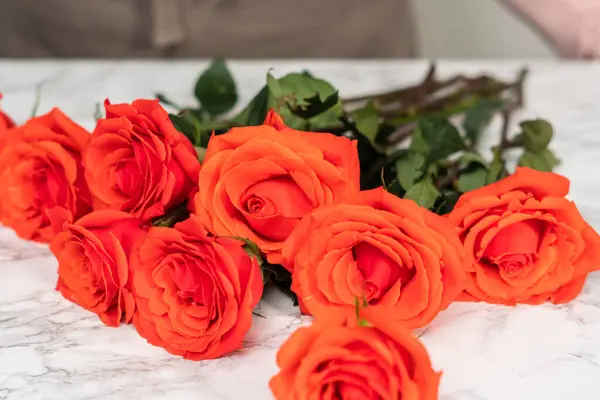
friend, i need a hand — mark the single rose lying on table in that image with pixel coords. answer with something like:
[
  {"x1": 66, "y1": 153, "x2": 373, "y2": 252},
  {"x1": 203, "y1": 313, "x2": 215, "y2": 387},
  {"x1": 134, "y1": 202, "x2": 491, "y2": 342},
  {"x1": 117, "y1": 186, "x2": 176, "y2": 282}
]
[
  {"x1": 192, "y1": 110, "x2": 360, "y2": 265},
  {"x1": 448, "y1": 167, "x2": 600, "y2": 305},
  {"x1": 132, "y1": 214, "x2": 264, "y2": 360},
  {"x1": 84, "y1": 99, "x2": 201, "y2": 222},
  {"x1": 0, "y1": 108, "x2": 92, "y2": 242},
  {"x1": 270, "y1": 311, "x2": 440, "y2": 400},
  {"x1": 50, "y1": 210, "x2": 145, "y2": 327},
  {"x1": 282, "y1": 187, "x2": 468, "y2": 328}
]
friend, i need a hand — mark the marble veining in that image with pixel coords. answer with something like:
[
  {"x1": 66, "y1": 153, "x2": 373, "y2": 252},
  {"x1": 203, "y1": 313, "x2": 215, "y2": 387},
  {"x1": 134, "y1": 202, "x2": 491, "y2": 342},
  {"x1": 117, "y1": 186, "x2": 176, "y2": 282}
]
[{"x1": 1, "y1": 60, "x2": 600, "y2": 400}]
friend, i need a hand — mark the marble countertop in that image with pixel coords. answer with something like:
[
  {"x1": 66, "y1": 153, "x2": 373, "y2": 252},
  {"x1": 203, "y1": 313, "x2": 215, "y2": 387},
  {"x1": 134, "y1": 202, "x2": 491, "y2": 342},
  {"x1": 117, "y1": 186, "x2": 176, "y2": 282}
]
[{"x1": 1, "y1": 60, "x2": 600, "y2": 400}]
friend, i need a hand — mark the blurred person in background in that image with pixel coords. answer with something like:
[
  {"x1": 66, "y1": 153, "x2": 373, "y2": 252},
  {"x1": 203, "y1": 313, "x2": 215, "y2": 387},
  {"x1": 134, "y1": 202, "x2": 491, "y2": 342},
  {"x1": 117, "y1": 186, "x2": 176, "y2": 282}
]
[{"x1": 0, "y1": 0, "x2": 597, "y2": 59}]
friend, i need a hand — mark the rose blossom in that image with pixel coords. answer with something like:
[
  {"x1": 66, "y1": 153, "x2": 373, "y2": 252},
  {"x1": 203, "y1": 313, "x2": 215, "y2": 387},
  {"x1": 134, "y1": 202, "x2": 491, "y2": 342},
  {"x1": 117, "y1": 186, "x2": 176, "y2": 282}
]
[
  {"x1": 448, "y1": 167, "x2": 600, "y2": 304},
  {"x1": 84, "y1": 99, "x2": 200, "y2": 222},
  {"x1": 193, "y1": 109, "x2": 360, "y2": 265}
]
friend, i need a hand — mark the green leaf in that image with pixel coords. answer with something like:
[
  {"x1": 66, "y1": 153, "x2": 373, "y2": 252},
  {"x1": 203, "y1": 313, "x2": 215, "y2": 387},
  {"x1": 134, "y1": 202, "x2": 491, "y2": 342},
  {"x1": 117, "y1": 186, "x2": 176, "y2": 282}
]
[
  {"x1": 291, "y1": 91, "x2": 340, "y2": 119},
  {"x1": 352, "y1": 101, "x2": 380, "y2": 145},
  {"x1": 511, "y1": 132, "x2": 525, "y2": 146},
  {"x1": 170, "y1": 110, "x2": 217, "y2": 147},
  {"x1": 194, "y1": 146, "x2": 207, "y2": 163},
  {"x1": 409, "y1": 127, "x2": 430, "y2": 154},
  {"x1": 247, "y1": 88, "x2": 270, "y2": 126},
  {"x1": 384, "y1": 179, "x2": 404, "y2": 197},
  {"x1": 457, "y1": 166, "x2": 488, "y2": 192},
  {"x1": 151, "y1": 203, "x2": 189, "y2": 227},
  {"x1": 462, "y1": 98, "x2": 504, "y2": 144},
  {"x1": 194, "y1": 119, "x2": 229, "y2": 135},
  {"x1": 435, "y1": 190, "x2": 461, "y2": 214},
  {"x1": 266, "y1": 72, "x2": 284, "y2": 99},
  {"x1": 268, "y1": 72, "x2": 343, "y2": 125},
  {"x1": 395, "y1": 151, "x2": 426, "y2": 191},
  {"x1": 155, "y1": 93, "x2": 182, "y2": 111},
  {"x1": 459, "y1": 151, "x2": 487, "y2": 168},
  {"x1": 486, "y1": 149, "x2": 505, "y2": 184},
  {"x1": 520, "y1": 119, "x2": 553, "y2": 152},
  {"x1": 223, "y1": 236, "x2": 264, "y2": 266},
  {"x1": 308, "y1": 110, "x2": 344, "y2": 131},
  {"x1": 194, "y1": 59, "x2": 238, "y2": 117},
  {"x1": 231, "y1": 85, "x2": 270, "y2": 126},
  {"x1": 419, "y1": 116, "x2": 466, "y2": 162},
  {"x1": 169, "y1": 113, "x2": 202, "y2": 146},
  {"x1": 403, "y1": 178, "x2": 441, "y2": 210},
  {"x1": 518, "y1": 148, "x2": 560, "y2": 172},
  {"x1": 277, "y1": 72, "x2": 338, "y2": 108}
]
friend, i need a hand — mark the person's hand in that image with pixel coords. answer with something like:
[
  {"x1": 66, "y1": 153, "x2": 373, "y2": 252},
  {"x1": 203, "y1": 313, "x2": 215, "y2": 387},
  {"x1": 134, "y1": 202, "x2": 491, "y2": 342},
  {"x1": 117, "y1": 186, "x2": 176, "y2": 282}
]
[{"x1": 504, "y1": 0, "x2": 600, "y2": 58}]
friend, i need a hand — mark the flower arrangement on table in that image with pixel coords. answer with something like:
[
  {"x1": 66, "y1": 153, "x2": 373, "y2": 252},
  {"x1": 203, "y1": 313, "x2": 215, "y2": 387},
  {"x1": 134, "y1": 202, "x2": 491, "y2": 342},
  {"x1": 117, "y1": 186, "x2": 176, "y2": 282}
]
[{"x1": 1, "y1": 60, "x2": 599, "y2": 399}]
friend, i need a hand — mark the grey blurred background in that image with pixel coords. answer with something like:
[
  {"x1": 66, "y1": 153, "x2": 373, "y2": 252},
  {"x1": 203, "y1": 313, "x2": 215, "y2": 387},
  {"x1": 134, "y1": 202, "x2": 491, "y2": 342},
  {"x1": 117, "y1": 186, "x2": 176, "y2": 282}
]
[{"x1": 0, "y1": 0, "x2": 583, "y2": 59}]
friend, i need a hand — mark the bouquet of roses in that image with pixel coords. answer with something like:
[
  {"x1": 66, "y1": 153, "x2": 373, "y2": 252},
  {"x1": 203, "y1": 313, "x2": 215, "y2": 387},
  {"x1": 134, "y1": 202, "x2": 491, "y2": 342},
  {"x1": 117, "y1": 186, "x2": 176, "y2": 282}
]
[{"x1": 1, "y1": 61, "x2": 598, "y2": 399}]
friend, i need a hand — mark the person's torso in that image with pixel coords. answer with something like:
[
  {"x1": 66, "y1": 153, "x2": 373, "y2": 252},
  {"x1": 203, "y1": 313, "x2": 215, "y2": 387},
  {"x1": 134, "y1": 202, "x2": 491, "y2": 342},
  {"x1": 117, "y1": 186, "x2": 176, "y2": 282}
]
[{"x1": 0, "y1": 0, "x2": 415, "y2": 58}]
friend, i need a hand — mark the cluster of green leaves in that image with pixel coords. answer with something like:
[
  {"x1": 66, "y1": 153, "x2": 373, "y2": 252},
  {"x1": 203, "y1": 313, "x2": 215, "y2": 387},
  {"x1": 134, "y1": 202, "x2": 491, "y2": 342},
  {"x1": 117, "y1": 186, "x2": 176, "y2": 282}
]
[
  {"x1": 160, "y1": 59, "x2": 559, "y2": 216},
  {"x1": 158, "y1": 59, "x2": 345, "y2": 153},
  {"x1": 386, "y1": 106, "x2": 502, "y2": 213},
  {"x1": 515, "y1": 120, "x2": 559, "y2": 171},
  {"x1": 382, "y1": 110, "x2": 559, "y2": 213}
]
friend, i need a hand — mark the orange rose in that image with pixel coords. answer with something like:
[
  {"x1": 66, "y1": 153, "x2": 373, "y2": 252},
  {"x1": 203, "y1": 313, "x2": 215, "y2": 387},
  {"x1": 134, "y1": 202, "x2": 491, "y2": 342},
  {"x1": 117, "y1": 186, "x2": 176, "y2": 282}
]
[
  {"x1": 0, "y1": 108, "x2": 92, "y2": 242},
  {"x1": 193, "y1": 109, "x2": 360, "y2": 264},
  {"x1": 270, "y1": 312, "x2": 440, "y2": 400},
  {"x1": 132, "y1": 214, "x2": 263, "y2": 360},
  {"x1": 283, "y1": 187, "x2": 467, "y2": 328},
  {"x1": 84, "y1": 99, "x2": 201, "y2": 222},
  {"x1": 0, "y1": 93, "x2": 14, "y2": 132},
  {"x1": 448, "y1": 167, "x2": 600, "y2": 305},
  {"x1": 50, "y1": 211, "x2": 144, "y2": 327}
]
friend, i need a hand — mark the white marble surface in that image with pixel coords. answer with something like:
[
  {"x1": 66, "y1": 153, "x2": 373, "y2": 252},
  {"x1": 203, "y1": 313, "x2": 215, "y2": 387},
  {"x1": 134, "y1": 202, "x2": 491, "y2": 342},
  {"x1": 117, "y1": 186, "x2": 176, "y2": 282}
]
[{"x1": 1, "y1": 60, "x2": 600, "y2": 400}]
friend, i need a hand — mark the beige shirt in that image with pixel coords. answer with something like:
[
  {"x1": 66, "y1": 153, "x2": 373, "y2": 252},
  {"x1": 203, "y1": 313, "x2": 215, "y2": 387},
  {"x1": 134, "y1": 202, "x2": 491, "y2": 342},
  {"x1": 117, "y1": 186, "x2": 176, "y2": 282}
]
[
  {"x1": 0, "y1": 0, "x2": 416, "y2": 58},
  {"x1": 2, "y1": 0, "x2": 599, "y2": 59}
]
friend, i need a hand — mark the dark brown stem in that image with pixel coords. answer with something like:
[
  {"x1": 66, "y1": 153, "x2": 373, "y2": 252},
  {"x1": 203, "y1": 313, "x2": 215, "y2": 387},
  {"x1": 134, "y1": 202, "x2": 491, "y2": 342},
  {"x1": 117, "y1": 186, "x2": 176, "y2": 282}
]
[
  {"x1": 435, "y1": 162, "x2": 461, "y2": 190},
  {"x1": 495, "y1": 109, "x2": 518, "y2": 177},
  {"x1": 384, "y1": 67, "x2": 529, "y2": 147},
  {"x1": 342, "y1": 63, "x2": 439, "y2": 106},
  {"x1": 283, "y1": 65, "x2": 530, "y2": 158},
  {"x1": 513, "y1": 68, "x2": 529, "y2": 108},
  {"x1": 499, "y1": 109, "x2": 512, "y2": 147},
  {"x1": 387, "y1": 122, "x2": 417, "y2": 144}
]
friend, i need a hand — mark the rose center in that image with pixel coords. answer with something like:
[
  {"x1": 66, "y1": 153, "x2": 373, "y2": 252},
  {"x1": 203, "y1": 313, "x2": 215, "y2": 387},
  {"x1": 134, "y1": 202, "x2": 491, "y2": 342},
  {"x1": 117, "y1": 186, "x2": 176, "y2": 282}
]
[
  {"x1": 496, "y1": 253, "x2": 531, "y2": 277},
  {"x1": 483, "y1": 219, "x2": 546, "y2": 278},
  {"x1": 504, "y1": 261, "x2": 522, "y2": 276},
  {"x1": 353, "y1": 242, "x2": 414, "y2": 303},
  {"x1": 333, "y1": 382, "x2": 373, "y2": 400},
  {"x1": 245, "y1": 196, "x2": 266, "y2": 214},
  {"x1": 238, "y1": 176, "x2": 314, "y2": 242},
  {"x1": 172, "y1": 263, "x2": 214, "y2": 308},
  {"x1": 115, "y1": 159, "x2": 139, "y2": 195},
  {"x1": 67, "y1": 243, "x2": 101, "y2": 295},
  {"x1": 177, "y1": 288, "x2": 204, "y2": 306},
  {"x1": 80, "y1": 259, "x2": 99, "y2": 291}
]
